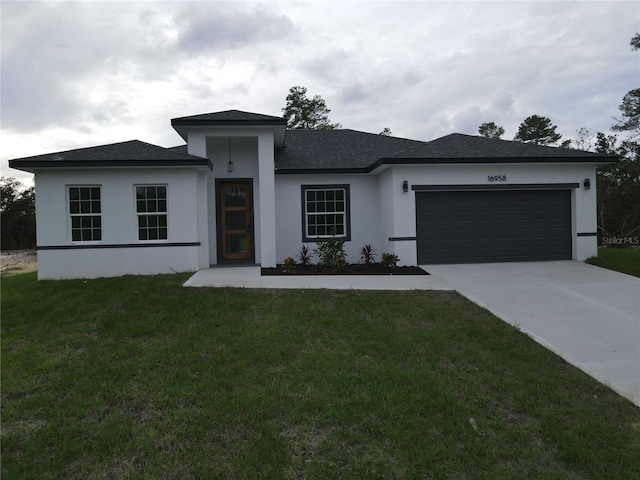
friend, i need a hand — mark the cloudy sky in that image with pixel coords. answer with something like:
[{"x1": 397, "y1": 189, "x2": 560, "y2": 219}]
[{"x1": 2, "y1": 0, "x2": 638, "y2": 183}]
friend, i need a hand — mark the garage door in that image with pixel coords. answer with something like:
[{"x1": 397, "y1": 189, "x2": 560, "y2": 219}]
[{"x1": 416, "y1": 189, "x2": 571, "y2": 264}]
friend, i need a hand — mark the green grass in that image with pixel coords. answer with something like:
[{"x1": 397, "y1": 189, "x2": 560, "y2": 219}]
[
  {"x1": 2, "y1": 272, "x2": 639, "y2": 479},
  {"x1": 587, "y1": 247, "x2": 640, "y2": 277}
]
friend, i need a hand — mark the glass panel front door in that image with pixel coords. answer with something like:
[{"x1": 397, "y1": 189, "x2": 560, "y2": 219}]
[{"x1": 220, "y1": 183, "x2": 252, "y2": 261}]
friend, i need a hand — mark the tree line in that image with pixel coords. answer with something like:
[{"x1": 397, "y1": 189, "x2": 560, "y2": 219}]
[{"x1": 1, "y1": 177, "x2": 35, "y2": 250}]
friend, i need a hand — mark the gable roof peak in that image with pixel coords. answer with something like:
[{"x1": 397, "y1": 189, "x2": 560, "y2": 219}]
[{"x1": 171, "y1": 109, "x2": 286, "y2": 124}]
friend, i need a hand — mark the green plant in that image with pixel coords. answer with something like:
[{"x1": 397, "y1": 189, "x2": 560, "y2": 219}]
[
  {"x1": 281, "y1": 257, "x2": 296, "y2": 274},
  {"x1": 313, "y1": 232, "x2": 346, "y2": 269},
  {"x1": 380, "y1": 252, "x2": 399, "y2": 269},
  {"x1": 334, "y1": 256, "x2": 347, "y2": 272},
  {"x1": 298, "y1": 245, "x2": 312, "y2": 266},
  {"x1": 359, "y1": 244, "x2": 377, "y2": 268}
]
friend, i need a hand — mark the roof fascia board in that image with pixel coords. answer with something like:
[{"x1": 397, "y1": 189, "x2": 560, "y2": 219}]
[
  {"x1": 376, "y1": 156, "x2": 618, "y2": 166},
  {"x1": 9, "y1": 159, "x2": 213, "y2": 173},
  {"x1": 171, "y1": 118, "x2": 286, "y2": 126},
  {"x1": 275, "y1": 155, "x2": 617, "y2": 175}
]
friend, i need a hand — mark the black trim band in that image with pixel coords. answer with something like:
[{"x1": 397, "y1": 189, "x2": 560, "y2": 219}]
[
  {"x1": 411, "y1": 183, "x2": 579, "y2": 191},
  {"x1": 577, "y1": 232, "x2": 598, "y2": 237},
  {"x1": 389, "y1": 236, "x2": 416, "y2": 241},
  {"x1": 37, "y1": 242, "x2": 200, "y2": 251}
]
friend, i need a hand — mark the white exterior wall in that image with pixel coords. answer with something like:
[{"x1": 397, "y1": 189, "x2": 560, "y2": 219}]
[
  {"x1": 257, "y1": 133, "x2": 277, "y2": 267},
  {"x1": 188, "y1": 128, "x2": 276, "y2": 267},
  {"x1": 34, "y1": 167, "x2": 206, "y2": 279},
  {"x1": 38, "y1": 247, "x2": 200, "y2": 280},
  {"x1": 382, "y1": 163, "x2": 598, "y2": 264},
  {"x1": 376, "y1": 167, "x2": 417, "y2": 265},
  {"x1": 376, "y1": 169, "x2": 394, "y2": 256},
  {"x1": 274, "y1": 174, "x2": 380, "y2": 264}
]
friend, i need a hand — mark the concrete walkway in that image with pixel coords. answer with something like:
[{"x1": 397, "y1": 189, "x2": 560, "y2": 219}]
[
  {"x1": 183, "y1": 266, "x2": 453, "y2": 290},
  {"x1": 425, "y1": 261, "x2": 640, "y2": 407}
]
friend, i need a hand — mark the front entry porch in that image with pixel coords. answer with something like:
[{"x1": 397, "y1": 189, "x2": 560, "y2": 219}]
[{"x1": 182, "y1": 266, "x2": 452, "y2": 290}]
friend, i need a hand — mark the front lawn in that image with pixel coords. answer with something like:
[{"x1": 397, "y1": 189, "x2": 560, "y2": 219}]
[
  {"x1": 587, "y1": 247, "x2": 640, "y2": 277},
  {"x1": 2, "y1": 273, "x2": 639, "y2": 479}
]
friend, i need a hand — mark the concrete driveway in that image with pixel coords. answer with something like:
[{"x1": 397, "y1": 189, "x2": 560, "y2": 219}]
[{"x1": 424, "y1": 261, "x2": 640, "y2": 407}]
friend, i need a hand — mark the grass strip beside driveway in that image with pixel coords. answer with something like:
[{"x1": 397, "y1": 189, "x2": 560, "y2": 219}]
[
  {"x1": 2, "y1": 272, "x2": 639, "y2": 479},
  {"x1": 587, "y1": 247, "x2": 640, "y2": 278}
]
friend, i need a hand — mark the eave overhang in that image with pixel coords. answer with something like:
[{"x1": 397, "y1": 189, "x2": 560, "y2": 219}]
[
  {"x1": 9, "y1": 158, "x2": 213, "y2": 174},
  {"x1": 274, "y1": 155, "x2": 619, "y2": 175}
]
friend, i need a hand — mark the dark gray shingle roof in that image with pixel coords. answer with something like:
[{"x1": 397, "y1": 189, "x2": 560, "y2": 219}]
[
  {"x1": 9, "y1": 130, "x2": 615, "y2": 175},
  {"x1": 9, "y1": 140, "x2": 210, "y2": 172},
  {"x1": 171, "y1": 109, "x2": 286, "y2": 125},
  {"x1": 275, "y1": 129, "x2": 429, "y2": 171},
  {"x1": 392, "y1": 133, "x2": 607, "y2": 159},
  {"x1": 167, "y1": 145, "x2": 189, "y2": 154},
  {"x1": 274, "y1": 131, "x2": 614, "y2": 172}
]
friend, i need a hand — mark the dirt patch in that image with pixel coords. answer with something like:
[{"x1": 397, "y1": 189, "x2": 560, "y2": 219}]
[{"x1": 1, "y1": 250, "x2": 37, "y2": 276}]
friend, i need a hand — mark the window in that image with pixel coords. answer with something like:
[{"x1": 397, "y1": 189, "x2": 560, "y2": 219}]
[
  {"x1": 301, "y1": 185, "x2": 350, "y2": 241},
  {"x1": 136, "y1": 185, "x2": 167, "y2": 241},
  {"x1": 69, "y1": 186, "x2": 102, "y2": 241}
]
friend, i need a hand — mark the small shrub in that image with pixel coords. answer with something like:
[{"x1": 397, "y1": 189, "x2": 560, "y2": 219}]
[
  {"x1": 334, "y1": 256, "x2": 347, "y2": 272},
  {"x1": 359, "y1": 244, "x2": 377, "y2": 268},
  {"x1": 381, "y1": 252, "x2": 399, "y2": 269},
  {"x1": 281, "y1": 257, "x2": 296, "y2": 274},
  {"x1": 298, "y1": 245, "x2": 312, "y2": 266},
  {"x1": 314, "y1": 232, "x2": 347, "y2": 269}
]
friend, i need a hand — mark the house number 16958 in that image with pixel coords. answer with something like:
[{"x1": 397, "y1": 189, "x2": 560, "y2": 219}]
[{"x1": 487, "y1": 175, "x2": 507, "y2": 182}]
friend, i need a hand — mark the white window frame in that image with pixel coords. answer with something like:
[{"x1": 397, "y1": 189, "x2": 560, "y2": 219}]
[
  {"x1": 135, "y1": 185, "x2": 168, "y2": 241},
  {"x1": 301, "y1": 184, "x2": 351, "y2": 242},
  {"x1": 68, "y1": 185, "x2": 102, "y2": 242}
]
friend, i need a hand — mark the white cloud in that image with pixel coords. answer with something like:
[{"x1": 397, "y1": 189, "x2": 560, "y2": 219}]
[{"x1": 2, "y1": 0, "x2": 639, "y2": 184}]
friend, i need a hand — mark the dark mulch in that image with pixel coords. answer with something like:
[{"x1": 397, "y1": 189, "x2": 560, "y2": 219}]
[{"x1": 261, "y1": 263, "x2": 429, "y2": 276}]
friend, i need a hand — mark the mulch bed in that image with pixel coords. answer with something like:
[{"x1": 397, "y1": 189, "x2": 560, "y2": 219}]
[{"x1": 261, "y1": 263, "x2": 428, "y2": 276}]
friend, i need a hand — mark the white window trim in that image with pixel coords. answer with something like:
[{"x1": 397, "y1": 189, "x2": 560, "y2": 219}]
[
  {"x1": 134, "y1": 184, "x2": 169, "y2": 242},
  {"x1": 301, "y1": 184, "x2": 351, "y2": 242},
  {"x1": 68, "y1": 185, "x2": 102, "y2": 243}
]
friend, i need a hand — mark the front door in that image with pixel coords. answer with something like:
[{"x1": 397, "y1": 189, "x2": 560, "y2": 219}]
[{"x1": 219, "y1": 182, "x2": 253, "y2": 261}]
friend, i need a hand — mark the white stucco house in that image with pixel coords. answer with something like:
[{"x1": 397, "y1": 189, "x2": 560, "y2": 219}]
[{"x1": 9, "y1": 110, "x2": 615, "y2": 280}]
